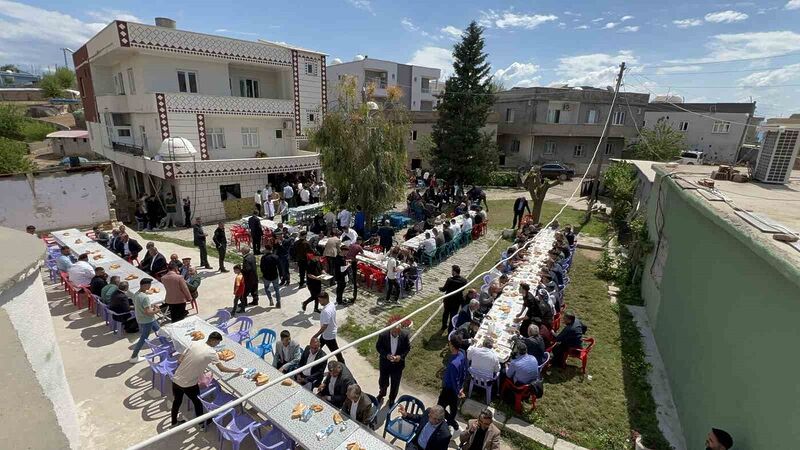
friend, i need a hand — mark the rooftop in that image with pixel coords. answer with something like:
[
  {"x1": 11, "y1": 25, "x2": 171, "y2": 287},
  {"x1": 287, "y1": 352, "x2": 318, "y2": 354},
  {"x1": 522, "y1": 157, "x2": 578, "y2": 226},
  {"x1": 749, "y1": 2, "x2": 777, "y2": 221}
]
[
  {"x1": 645, "y1": 102, "x2": 756, "y2": 114},
  {"x1": 46, "y1": 130, "x2": 89, "y2": 139}
]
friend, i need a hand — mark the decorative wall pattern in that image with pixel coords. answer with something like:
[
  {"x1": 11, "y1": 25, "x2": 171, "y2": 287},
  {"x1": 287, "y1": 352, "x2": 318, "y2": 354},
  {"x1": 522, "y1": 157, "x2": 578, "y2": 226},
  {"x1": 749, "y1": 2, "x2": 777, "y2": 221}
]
[
  {"x1": 196, "y1": 114, "x2": 209, "y2": 160},
  {"x1": 163, "y1": 163, "x2": 175, "y2": 180},
  {"x1": 125, "y1": 22, "x2": 293, "y2": 67},
  {"x1": 117, "y1": 21, "x2": 130, "y2": 47},
  {"x1": 165, "y1": 153, "x2": 320, "y2": 179},
  {"x1": 320, "y1": 56, "x2": 327, "y2": 116},
  {"x1": 155, "y1": 93, "x2": 170, "y2": 140},
  {"x1": 291, "y1": 50, "x2": 302, "y2": 136},
  {"x1": 164, "y1": 93, "x2": 293, "y2": 117}
]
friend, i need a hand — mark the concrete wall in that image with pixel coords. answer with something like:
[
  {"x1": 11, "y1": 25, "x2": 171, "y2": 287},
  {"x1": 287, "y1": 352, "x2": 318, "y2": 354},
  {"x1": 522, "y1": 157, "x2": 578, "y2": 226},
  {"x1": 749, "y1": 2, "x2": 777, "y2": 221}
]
[
  {"x1": 641, "y1": 173, "x2": 800, "y2": 449},
  {"x1": 497, "y1": 135, "x2": 624, "y2": 171},
  {"x1": 297, "y1": 51, "x2": 324, "y2": 136},
  {"x1": 643, "y1": 111, "x2": 749, "y2": 163},
  {"x1": 0, "y1": 168, "x2": 111, "y2": 232},
  {"x1": 177, "y1": 173, "x2": 268, "y2": 222},
  {"x1": 49, "y1": 136, "x2": 93, "y2": 157},
  {"x1": 0, "y1": 228, "x2": 80, "y2": 449},
  {"x1": 205, "y1": 116, "x2": 294, "y2": 159}
]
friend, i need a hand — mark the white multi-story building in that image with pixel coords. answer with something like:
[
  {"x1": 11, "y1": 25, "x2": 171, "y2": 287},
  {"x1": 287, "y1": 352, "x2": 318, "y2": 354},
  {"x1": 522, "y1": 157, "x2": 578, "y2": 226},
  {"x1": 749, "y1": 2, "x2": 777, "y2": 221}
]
[
  {"x1": 74, "y1": 18, "x2": 327, "y2": 222},
  {"x1": 326, "y1": 58, "x2": 441, "y2": 111}
]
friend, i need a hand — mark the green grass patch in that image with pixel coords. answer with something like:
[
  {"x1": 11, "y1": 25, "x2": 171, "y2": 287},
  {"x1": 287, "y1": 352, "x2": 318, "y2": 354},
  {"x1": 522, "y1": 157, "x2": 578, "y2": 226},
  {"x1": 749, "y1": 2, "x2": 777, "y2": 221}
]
[
  {"x1": 20, "y1": 119, "x2": 56, "y2": 142},
  {"x1": 486, "y1": 199, "x2": 609, "y2": 238},
  {"x1": 138, "y1": 232, "x2": 243, "y2": 264},
  {"x1": 501, "y1": 427, "x2": 552, "y2": 450}
]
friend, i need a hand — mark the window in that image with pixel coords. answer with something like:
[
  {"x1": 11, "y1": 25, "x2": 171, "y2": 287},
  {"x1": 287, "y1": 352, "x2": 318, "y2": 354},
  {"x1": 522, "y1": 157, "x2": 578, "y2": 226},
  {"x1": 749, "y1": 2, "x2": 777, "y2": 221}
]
[
  {"x1": 510, "y1": 140, "x2": 521, "y2": 153},
  {"x1": 605, "y1": 142, "x2": 614, "y2": 155},
  {"x1": 307, "y1": 112, "x2": 316, "y2": 123},
  {"x1": 544, "y1": 141, "x2": 556, "y2": 155},
  {"x1": 126, "y1": 68, "x2": 136, "y2": 94},
  {"x1": 241, "y1": 127, "x2": 259, "y2": 148},
  {"x1": 114, "y1": 72, "x2": 125, "y2": 95},
  {"x1": 573, "y1": 145, "x2": 585, "y2": 157},
  {"x1": 612, "y1": 111, "x2": 625, "y2": 125},
  {"x1": 177, "y1": 70, "x2": 198, "y2": 93},
  {"x1": 411, "y1": 130, "x2": 418, "y2": 141},
  {"x1": 499, "y1": 154, "x2": 506, "y2": 166},
  {"x1": 547, "y1": 109, "x2": 561, "y2": 124},
  {"x1": 111, "y1": 113, "x2": 131, "y2": 126},
  {"x1": 117, "y1": 129, "x2": 132, "y2": 137},
  {"x1": 678, "y1": 121, "x2": 689, "y2": 131},
  {"x1": 275, "y1": 129, "x2": 283, "y2": 139},
  {"x1": 104, "y1": 112, "x2": 113, "y2": 146},
  {"x1": 239, "y1": 79, "x2": 260, "y2": 98},
  {"x1": 139, "y1": 125, "x2": 148, "y2": 151},
  {"x1": 505, "y1": 108, "x2": 515, "y2": 123},
  {"x1": 219, "y1": 184, "x2": 241, "y2": 201},
  {"x1": 587, "y1": 109, "x2": 598, "y2": 124},
  {"x1": 209, "y1": 128, "x2": 226, "y2": 149},
  {"x1": 305, "y1": 62, "x2": 317, "y2": 75},
  {"x1": 712, "y1": 120, "x2": 731, "y2": 134}
]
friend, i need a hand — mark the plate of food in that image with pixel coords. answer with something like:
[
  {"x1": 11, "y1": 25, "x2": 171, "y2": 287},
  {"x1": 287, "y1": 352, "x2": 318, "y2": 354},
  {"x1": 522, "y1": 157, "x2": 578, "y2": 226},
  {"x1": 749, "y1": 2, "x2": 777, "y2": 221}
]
[
  {"x1": 253, "y1": 372, "x2": 269, "y2": 386},
  {"x1": 146, "y1": 287, "x2": 160, "y2": 294},
  {"x1": 333, "y1": 412, "x2": 344, "y2": 425},
  {"x1": 310, "y1": 404, "x2": 324, "y2": 412},
  {"x1": 125, "y1": 274, "x2": 139, "y2": 281},
  {"x1": 218, "y1": 349, "x2": 235, "y2": 361},
  {"x1": 346, "y1": 442, "x2": 365, "y2": 450},
  {"x1": 189, "y1": 330, "x2": 205, "y2": 341},
  {"x1": 110, "y1": 263, "x2": 121, "y2": 269},
  {"x1": 92, "y1": 254, "x2": 104, "y2": 260},
  {"x1": 75, "y1": 239, "x2": 83, "y2": 244},
  {"x1": 291, "y1": 403, "x2": 306, "y2": 419},
  {"x1": 281, "y1": 379, "x2": 294, "y2": 386}
]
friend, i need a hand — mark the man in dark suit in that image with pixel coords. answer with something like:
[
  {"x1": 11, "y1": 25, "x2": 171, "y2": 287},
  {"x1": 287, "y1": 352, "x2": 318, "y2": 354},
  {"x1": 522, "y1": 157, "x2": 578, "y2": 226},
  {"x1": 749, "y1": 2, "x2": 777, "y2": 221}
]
[
  {"x1": 248, "y1": 211, "x2": 263, "y2": 255},
  {"x1": 139, "y1": 243, "x2": 167, "y2": 276},
  {"x1": 521, "y1": 324, "x2": 546, "y2": 365},
  {"x1": 456, "y1": 298, "x2": 481, "y2": 329},
  {"x1": 439, "y1": 265, "x2": 468, "y2": 333},
  {"x1": 317, "y1": 360, "x2": 356, "y2": 408},
  {"x1": 212, "y1": 222, "x2": 229, "y2": 273},
  {"x1": 552, "y1": 313, "x2": 585, "y2": 368},
  {"x1": 114, "y1": 233, "x2": 143, "y2": 261},
  {"x1": 398, "y1": 404, "x2": 452, "y2": 450},
  {"x1": 340, "y1": 384, "x2": 374, "y2": 425},
  {"x1": 376, "y1": 322, "x2": 411, "y2": 406},
  {"x1": 512, "y1": 197, "x2": 531, "y2": 229},
  {"x1": 294, "y1": 337, "x2": 326, "y2": 389},
  {"x1": 240, "y1": 245, "x2": 259, "y2": 306},
  {"x1": 193, "y1": 217, "x2": 212, "y2": 269}
]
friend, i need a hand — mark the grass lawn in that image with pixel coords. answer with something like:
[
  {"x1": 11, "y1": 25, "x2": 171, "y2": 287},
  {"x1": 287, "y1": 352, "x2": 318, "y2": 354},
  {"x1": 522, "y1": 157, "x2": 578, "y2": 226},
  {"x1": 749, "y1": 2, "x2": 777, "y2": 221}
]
[{"x1": 486, "y1": 199, "x2": 609, "y2": 238}]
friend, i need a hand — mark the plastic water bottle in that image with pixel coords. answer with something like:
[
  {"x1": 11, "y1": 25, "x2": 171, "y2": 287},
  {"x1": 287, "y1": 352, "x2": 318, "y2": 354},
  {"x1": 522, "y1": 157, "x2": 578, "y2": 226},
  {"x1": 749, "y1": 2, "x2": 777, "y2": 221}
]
[
  {"x1": 325, "y1": 424, "x2": 335, "y2": 436},
  {"x1": 301, "y1": 408, "x2": 313, "y2": 422}
]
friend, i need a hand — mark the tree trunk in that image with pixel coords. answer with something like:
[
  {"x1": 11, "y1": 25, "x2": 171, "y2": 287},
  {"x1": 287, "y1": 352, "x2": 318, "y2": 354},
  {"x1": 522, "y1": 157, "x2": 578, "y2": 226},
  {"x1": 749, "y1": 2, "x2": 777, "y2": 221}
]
[{"x1": 531, "y1": 194, "x2": 545, "y2": 224}]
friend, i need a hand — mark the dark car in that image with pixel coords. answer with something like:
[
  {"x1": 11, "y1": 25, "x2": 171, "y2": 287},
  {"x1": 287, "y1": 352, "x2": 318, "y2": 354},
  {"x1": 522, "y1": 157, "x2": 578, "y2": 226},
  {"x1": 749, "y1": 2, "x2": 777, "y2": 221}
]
[{"x1": 540, "y1": 163, "x2": 575, "y2": 180}]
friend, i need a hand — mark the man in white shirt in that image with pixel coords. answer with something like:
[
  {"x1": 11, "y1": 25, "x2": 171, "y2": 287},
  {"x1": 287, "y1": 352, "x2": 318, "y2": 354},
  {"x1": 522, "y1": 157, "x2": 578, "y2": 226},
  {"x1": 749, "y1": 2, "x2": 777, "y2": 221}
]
[
  {"x1": 467, "y1": 337, "x2": 501, "y2": 376},
  {"x1": 282, "y1": 183, "x2": 294, "y2": 206},
  {"x1": 341, "y1": 225, "x2": 358, "y2": 244},
  {"x1": 449, "y1": 219, "x2": 461, "y2": 239},
  {"x1": 461, "y1": 213, "x2": 473, "y2": 233},
  {"x1": 382, "y1": 249, "x2": 402, "y2": 304},
  {"x1": 295, "y1": 337, "x2": 326, "y2": 389},
  {"x1": 337, "y1": 209, "x2": 352, "y2": 229},
  {"x1": 276, "y1": 198, "x2": 289, "y2": 223},
  {"x1": 254, "y1": 190, "x2": 262, "y2": 216},
  {"x1": 310, "y1": 183, "x2": 320, "y2": 204},
  {"x1": 170, "y1": 332, "x2": 243, "y2": 427},
  {"x1": 299, "y1": 186, "x2": 311, "y2": 205},
  {"x1": 68, "y1": 253, "x2": 95, "y2": 286},
  {"x1": 313, "y1": 292, "x2": 344, "y2": 362},
  {"x1": 419, "y1": 231, "x2": 437, "y2": 256}
]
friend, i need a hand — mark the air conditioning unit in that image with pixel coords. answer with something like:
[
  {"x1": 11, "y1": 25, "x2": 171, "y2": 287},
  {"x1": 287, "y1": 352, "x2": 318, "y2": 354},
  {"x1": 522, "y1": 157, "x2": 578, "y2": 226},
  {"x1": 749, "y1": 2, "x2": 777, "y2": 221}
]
[
  {"x1": 282, "y1": 119, "x2": 292, "y2": 129},
  {"x1": 753, "y1": 126, "x2": 800, "y2": 184},
  {"x1": 562, "y1": 103, "x2": 571, "y2": 111}
]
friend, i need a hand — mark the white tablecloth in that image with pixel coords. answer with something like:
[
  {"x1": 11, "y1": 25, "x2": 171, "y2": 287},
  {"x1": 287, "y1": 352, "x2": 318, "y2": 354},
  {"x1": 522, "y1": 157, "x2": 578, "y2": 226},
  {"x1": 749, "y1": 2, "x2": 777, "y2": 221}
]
[{"x1": 241, "y1": 216, "x2": 299, "y2": 235}]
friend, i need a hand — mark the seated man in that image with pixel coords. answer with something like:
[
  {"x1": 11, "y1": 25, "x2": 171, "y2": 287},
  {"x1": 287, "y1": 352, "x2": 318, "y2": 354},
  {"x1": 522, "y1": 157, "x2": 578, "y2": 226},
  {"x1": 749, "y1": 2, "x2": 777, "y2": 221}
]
[
  {"x1": 169, "y1": 254, "x2": 183, "y2": 270},
  {"x1": 139, "y1": 243, "x2": 167, "y2": 276},
  {"x1": 453, "y1": 318, "x2": 481, "y2": 350},
  {"x1": 55, "y1": 246, "x2": 76, "y2": 272},
  {"x1": 340, "y1": 384, "x2": 373, "y2": 425},
  {"x1": 294, "y1": 337, "x2": 327, "y2": 389},
  {"x1": 418, "y1": 231, "x2": 437, "y2": 259},
  {"x1": 505, "y1": 343, "x2": 539, "y2": 385},
  {"x1": 100, "y1": 276, "x2": 121, "y2": 305},
  {"x1": 185, "y1": 267, "x2": 201, "y2": 300},
  {"x1": 317, "y1": 360, "x2": 356, "y2": 408},
  {"x1": 93, "y1": 226, "x2": 110, "y2": 247},
  {"x1": 114, "y1": 233, "x2": 142, "y2": 260},
  {"x1": 522, "y1": 324, "x2": 546, "y2": 365},
  {"x1": 459, "y1": 409, "x2": 501, "y2": 450},
  {"x1": 89, "y1": 267, "x2": 108, "y2": 296},
  {"x1": 552, "y1": 313, "x2": 586, "y2": 368},
  {"x1": 398, "y1": 404, "x2": 451, "y2": 450},
  {"x1": 273, "y1": 330, "x2": 302, "y2": 373},
  {"x1": 488, "y1": 274, "x2": 509, "y2": 299},
  {"x1": 467, "y1": 337, "x2": 501, "y2": 375},
  {"x1": 108, "y1": 281, "x2": 138, "y2": 333},
  {"x1": 67, "y1": 253, "x2": 95, "y2": 286},
  {"x1": 456, "y1": 298, "x2": 481, "y2": 329}
]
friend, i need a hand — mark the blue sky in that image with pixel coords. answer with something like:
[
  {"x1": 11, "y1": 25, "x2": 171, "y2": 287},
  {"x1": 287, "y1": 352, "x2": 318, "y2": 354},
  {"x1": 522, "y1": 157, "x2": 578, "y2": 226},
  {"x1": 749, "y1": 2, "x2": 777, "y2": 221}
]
[{"x1": 2, "y1": 0, "x2": 799, "y2": 116}]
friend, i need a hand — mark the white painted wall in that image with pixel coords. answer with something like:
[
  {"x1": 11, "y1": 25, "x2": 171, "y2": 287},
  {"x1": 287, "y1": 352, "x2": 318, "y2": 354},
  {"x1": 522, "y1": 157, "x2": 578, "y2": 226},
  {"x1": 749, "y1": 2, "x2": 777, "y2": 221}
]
[
  {"x1": 298, "y1": 52, "x2": 324, "y2": 136},
  {"x1": 643, "y1": 111, "x2": 749, "y2": 163},
  {"x1": 177, "y1": 173, "x2": 268, "y2": 222},
  {"x1": 50, "y1": 137, "x2": 92, "y2": 157},
  {"x1": 410, "y1": 65, "x2": 441, "y2": 111},
  {"x1": 0, "y1": 170, "x2": 111, "y2": 231},
  {"x1": 205, "y1": 117, "x2": 292, "y2": 159}
]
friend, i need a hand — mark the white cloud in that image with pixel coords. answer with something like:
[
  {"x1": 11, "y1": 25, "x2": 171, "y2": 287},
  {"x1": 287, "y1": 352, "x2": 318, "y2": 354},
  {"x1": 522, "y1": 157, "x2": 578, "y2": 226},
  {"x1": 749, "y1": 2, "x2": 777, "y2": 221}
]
[
  {"x1": 401, "y1": 18, "x2": 418, "y2": 32},
  {"x1": 440, "y1": 25, "x2": 462, "y2": 38},
  {"x1": 620, "y1": 25, "x2": 639, "y2": 33},
  {"x1": 86, "y1": 9, "x2": 141, "y2": 23},
  {"x1": 591, "y1": 17, "x2": 604, "y2": 23},
  {"x1": 575, "y1": 25, "x2": 589, "y2": 30},
  {"x1": 332, "y1": 58, "x2": 343, "y2": 65},
  {"x1": 346, "y1": 0, "x2": 374, "y2": 15},
  {"x1": 493, "y1": 62, "x2": 541, "y2": 87},
  {"x1": 554, "y1": 50, "x2": 637, "y2": 87},
  {"x1": 563, "y1": 11, "x2": 580, "y2": 16},
  {"x1": 0, "y1": 1, "x2": 139, "y2": 67},
  {"x1": 785, "y1": 0, "x2": 800, "y2": 10},
  {"x1": 620, "y1": 15, "x2": 635, "y2": 21},
  {"x1": 604, "y1": 22, "x2": 617, "y2": 29},
  {"x1": 655, "y1": 65, "x2": 703, "y2": 74},
  {"x1": 704, "y1": 10, "x2": 749, "y2": 23},
  {"x1": 408, "y1": 47, "x2": 454, "y2": 79},
  {"x1": 669, "y1": 31, "x2": 800, "y2": 63},
  {"x1": 673, "y1": 18, "x2": 703, "y2": 28},
  {"x1": 479, "y1": 10, "x2": 558, "y2": 29},
  {"x1": 354, "y1": 54, "x2": 366, "y2": 61},
  {"x1": 738, "y1": 63, "x2": 800, "y2": 86}
]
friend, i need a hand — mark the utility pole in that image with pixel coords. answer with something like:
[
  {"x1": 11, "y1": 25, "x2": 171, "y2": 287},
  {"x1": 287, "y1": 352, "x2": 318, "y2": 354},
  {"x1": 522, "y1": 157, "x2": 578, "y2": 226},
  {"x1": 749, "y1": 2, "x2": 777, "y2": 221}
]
[{"x1": 590, "y1": 61, "x2": 626, "y2": 205}]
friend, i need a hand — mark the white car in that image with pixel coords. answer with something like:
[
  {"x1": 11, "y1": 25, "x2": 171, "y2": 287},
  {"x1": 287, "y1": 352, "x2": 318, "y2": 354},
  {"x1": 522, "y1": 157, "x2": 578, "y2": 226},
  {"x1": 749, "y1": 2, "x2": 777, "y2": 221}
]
[{"x1": 679, "y1": 151, "x2": 705, "y2": 165}]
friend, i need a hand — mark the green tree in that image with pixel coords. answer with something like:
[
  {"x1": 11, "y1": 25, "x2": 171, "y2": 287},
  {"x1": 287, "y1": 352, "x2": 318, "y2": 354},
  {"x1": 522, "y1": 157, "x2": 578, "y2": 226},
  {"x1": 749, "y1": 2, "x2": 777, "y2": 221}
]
[
  {"x1": 0, "y1": 104, "x2": 24, "y2": 140},
  {"x1": 309, "y1": 76, "x2": 409, "y2": 227},
  {"x1": 602, "y1": 161, "x2": 638, "y2": 228},
  {"x1": 39, "y1": 67, "x2": 76, "y2": 98},
  {"x1": 628, "y1": 120, "x2": 687, "y2": 161},
  {"x1": 430, "y1": 21, "x2": 497, "y2": 184},
  {"x1": 0, "y1": 137, "x2": 34, "y2": 175}
]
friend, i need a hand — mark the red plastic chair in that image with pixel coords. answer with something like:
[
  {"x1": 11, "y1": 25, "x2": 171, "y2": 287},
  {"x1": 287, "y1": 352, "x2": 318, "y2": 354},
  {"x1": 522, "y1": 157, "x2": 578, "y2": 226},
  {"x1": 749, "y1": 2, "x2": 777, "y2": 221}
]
[
  {"x1": 501, "y1": 378, "x2": 538, "y2": 413},
  {"x1": 568, "y1": 337, "x2": 595, "y2": 374},
  {"x1": 552, "y1": 312, "x2": 562, "y2": 332},
  {"x1": 81, "y1": 287, "x2": 96, "y2": 312},
  {"x1": 365, "y1": 244, "x2": 383, "y2": 253},
  {"x1": 187, "y1": 298, "x2": 199, "y2": 315}
]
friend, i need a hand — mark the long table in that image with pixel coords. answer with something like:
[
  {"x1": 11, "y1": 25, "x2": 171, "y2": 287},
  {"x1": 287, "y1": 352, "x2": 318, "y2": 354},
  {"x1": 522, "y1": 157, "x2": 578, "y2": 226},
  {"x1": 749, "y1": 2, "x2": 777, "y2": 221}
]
[
  {"x1": 402, "y1": 210, "x2": 476, "y2": 249},
  {"x1": 161, "y1": 316, "x2": 394, "y2": 450},
  {"x1": 240, "y1": 216, "x2": 299, "y2": 235},
  {"x1": 473, "y1": 228, "x2": 556, "y2": 360},
  {"x1": 289, "y1": 202, "x2": 324, "y2": 220},
  {"x1": 51, "y1": 228, "x2": 167, "y2": 304}
]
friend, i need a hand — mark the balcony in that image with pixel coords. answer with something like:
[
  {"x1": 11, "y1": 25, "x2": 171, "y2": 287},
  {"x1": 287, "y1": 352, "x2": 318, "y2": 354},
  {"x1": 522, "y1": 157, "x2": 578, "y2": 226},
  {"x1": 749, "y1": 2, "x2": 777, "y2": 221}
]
[
  {"x1": 421, "y1": 80, "x2": 442, "y2": 95},
  {"x1": 112, "y1": 141, "x2": 144, "y2": 156},
  {"x1": 363, "y1": 77, "x2": 388, "y2": 90},
  {"x1": 163, "y1": 93, "x2": 294, "y2": 117},
  {"x1": 159, "y1": 151, "x2": 321, "y2": 180}
]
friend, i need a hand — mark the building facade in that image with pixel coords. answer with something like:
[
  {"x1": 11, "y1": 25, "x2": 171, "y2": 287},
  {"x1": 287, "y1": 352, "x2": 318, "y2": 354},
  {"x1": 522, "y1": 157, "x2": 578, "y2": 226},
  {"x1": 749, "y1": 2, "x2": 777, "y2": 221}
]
[
  {"x1": 326, "y1": 58, "x2": 442, "y2": 111},
  {"x1": 405, "y1": 111, "x2": 499, "y2": 170},
  {"x1": 494, "y1": 86, "x2": 649, "y2": 172},
  {"x1": 74, "y1": 19, "x2": 326, "y2": 222},
  {"x1": 644, "y1": 102, "x2": 757, "y2": 164}
]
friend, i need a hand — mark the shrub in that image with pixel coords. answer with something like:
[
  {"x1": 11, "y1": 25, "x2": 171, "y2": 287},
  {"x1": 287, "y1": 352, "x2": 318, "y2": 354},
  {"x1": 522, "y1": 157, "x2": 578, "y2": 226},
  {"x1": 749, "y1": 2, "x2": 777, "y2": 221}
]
[
  {"x1": 483, "y1": 171, "x2": 518, "y2": 187},
  {"x1": 0, "y1": 137, "x2": 34, "y2": 175},
  {"x1": 0, "y1": 104, "x2": 24, "y2": 140},
  {"x1": 20, "y1": 119, "x2": 56, "y2": 142}
]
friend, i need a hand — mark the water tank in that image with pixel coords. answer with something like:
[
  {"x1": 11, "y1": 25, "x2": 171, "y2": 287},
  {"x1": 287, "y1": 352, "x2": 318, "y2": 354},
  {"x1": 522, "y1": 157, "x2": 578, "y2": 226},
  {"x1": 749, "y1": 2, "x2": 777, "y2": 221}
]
[
  {"x1": 157, "y1": 137, "x2": 197, "y2": 161},
  {"x1": 155, "y1": 17, "x2": 176, "y2": 28}
]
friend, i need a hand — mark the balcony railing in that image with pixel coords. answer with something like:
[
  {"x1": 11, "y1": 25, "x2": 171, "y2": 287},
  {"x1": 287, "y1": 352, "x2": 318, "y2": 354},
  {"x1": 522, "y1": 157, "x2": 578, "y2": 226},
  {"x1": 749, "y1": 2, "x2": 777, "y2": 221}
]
[
  {"x1": 364, "y1": 78, "x2": 388, "y2": 89},
  {"x1": 112, "y1": 141, "x2": 144, "y2": 156},
  {"x1": 164, "y1": 93, "x2": 294, "y2": 117}
]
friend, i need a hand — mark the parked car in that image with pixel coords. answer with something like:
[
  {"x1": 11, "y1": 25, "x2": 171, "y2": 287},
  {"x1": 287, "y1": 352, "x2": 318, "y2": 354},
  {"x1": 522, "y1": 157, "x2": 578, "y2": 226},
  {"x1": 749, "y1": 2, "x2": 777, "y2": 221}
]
[
  {"x1": 539, "y1": 163, "x2": 576, "y2": 180},
  {"x1": 678, "y1": 151, "x2": 705, "y2": 165}
]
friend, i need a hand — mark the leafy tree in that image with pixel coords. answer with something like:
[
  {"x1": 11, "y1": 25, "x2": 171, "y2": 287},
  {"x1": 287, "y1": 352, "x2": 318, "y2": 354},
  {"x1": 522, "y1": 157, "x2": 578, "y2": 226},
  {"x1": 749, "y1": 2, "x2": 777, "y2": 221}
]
[
  {"x1": 521, "y1": 166, "x2": 561, "y2": 224},
  {"x1": 430, "y1": 21, "x2": 497, "y2": 184},
  {"x1": 0, "y1": 64, "x2": 19, "y2": 72},
  {"x1": 54, "y1": 67, "x2": 76, "y2": 90},
  {"x1": 309, "y1": 76, "x2": 409, "y2": 228},
  {"x1": 39, "y1": 67, "x2": 75, "y2": 98},
  {"x1": 602, "y1": 161, "x2": 638, "y2": 228},
  {"x1": 0, "y1": 104, "x2": 24, "y2": 140},
  {"x1": 628, "y1": 121, "x2": 687, "y2": 161},
  {"x1": 0, "y1": 137, "x2": 34, "y2": 175}
]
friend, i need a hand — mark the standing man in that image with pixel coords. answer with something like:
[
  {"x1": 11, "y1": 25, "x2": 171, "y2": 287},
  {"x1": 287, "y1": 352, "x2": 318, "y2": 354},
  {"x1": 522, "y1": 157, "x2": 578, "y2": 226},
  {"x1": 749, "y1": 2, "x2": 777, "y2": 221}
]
[
  {"x1": 299, "y1": 184, "x2": 310, "y2": 206},
  {"x1": 312, "y1": 292, "x2": 344, "y2": 363},
  {"x1": 163, "y1": 192, "x2": 178, "y2": 228},
  {"x1": 182, "y1": 197, "x2": 192, "y2": 227},
  {"x1": 213, "y1": 222, "x2": 228, "y2": 272},
  {"x1": 323, "y1": 230, "x2": 342, "y2": 275},
  {"x1": 240, "y1": 245, "x2": 259, "y2": 307},
  {"x1": 353, "y1": 206, "x2": 366, "y2": 237},
  {"x1": 376, "y1": 320, "x2": 411, "y2": 406},
  {"x1": 439, "y1": 265, "x2": 468, "y2": 333},
  {"x1": 512, "y1": 197, "x2": 531, "y2": 229},
  {"x1": 378, "y1": 220, "x2": 396, "y2": 252},
  {"x1": 162, "y1": 263, "x2": 193, "y2": 323},
  {"x1": 170, "y1": 331, "x2": 243, "y2": 427},
  {"x1": 438, "y1": 334, "x2": 467, "y2": 430},
  {"x1": 282, "y1": 183, "x2": 295, "y2": 207},
  {"x1": 259, "y1": 245, "x2": 281, "y2": 308},
  {"x1": 276, "y1": 233, "x2": 291, "y2": 286},
  {"x1": 345, "y1": 238, "x2": 363, "y2": 304},
  {"x1": 254, "y1": 190, "x2": 263, "y2": 216},
  {"x1": 248, "y1": 211, "x2": 263, "y2": 255},
  {"x1": 337, "y1": 207, "x2": 352, "y2": 230},
  {"x1": 129, "y1": 278, "x2": 159, "y2": 363},
  {"x1": 382, "y1": 248, "x2": 402, "y2": 305},
  {"x1": 276, "y1": 197, "x2": 289, "y2": 223},
  {"x1": 293, "y1": 231, "x2": 312, "y2": 288},
  {"x1": 192, "y1": 217, "x2": 212, "y2": 269},
  {"x1": 459, "y1": 409, "x2": 501, "y2": 450}
]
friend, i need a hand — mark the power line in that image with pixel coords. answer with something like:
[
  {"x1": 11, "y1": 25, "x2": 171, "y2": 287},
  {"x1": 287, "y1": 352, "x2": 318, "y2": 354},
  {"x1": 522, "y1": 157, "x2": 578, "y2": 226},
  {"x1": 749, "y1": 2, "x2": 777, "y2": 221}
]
[
  {"x1": 636, "y1": 63, "x2": 800, "y2": 76},
  {"x1": 638, "y1": 50, "x2": 800, "y2": 69}
]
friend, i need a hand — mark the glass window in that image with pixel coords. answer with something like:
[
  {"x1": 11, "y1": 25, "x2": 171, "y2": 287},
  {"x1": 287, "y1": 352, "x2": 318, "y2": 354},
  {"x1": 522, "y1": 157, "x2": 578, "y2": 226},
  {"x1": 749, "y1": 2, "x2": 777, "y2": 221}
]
[
  {"x1": 114, "y1": 72, "x2": 125, "y2": 95},
  {"x1": 242, "y1": 127, "x2": 259, "y2": 148},
  {"x1": 612, "y1": 111, "x2": 625, "y2": 125},
  {"x1": 126, "y1": 68, "x2": 136, "y2": 94},
  {"x1": 605, "y1": 142, "x2": 614, "y2": 155},
  {"x1": 239, "y1": 79, "x2": 260, "y2": 98},
  {"x1": 209, "y1": 128, "x2": 226, "y2": 149},
  {"x1": 544, "y1": 141, "x2": 556, "y2": 155},
  {"x1": 506, "y1": 108, "x2": 515, "y2": 123},
  {"x1": 177, "y1": 71, "x2": 198, "y2": 93},
  {"x1": 679, "y1": 121, "x2": 689, "y2": 131},
  {"x1": 712, "y1": 121, "x2": 730, "y2": 133},
  {"x1": 587, "y1": 109, "x2": 598, "y2": 124},
  {"x1": 573, "y1": 145, "x2": 585, "y2": 157},
  {"x1": 412, "y1": 130, "x2": 418, "y2": 141},
  {"x1": 547, "y1": 109, "x2": 561, "y2": 124},
  {"x1": 219, "y1": 184, "x2": 241, "y2": 201},
  {"x1": 499, "y1": 154, "x2": 506, "y2": 165}
]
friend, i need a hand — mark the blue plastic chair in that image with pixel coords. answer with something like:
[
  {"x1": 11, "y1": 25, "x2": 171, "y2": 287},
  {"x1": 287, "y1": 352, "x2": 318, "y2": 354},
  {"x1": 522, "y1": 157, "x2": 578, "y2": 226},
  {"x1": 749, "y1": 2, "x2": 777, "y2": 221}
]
[
  {"x1": 199, "y1": 382, "x2": 239, "y2": 414},
  {"x1": 384, "y1": 394, "x2": 425, "y2": 443},
  {"x1": 250, "y1": 421, "x2": 294, "y2": 450},
  {"x1": 421, "y1": 250, "x2": 437, "y2": 267},
  {"x1": 226, "y1": 317, "x2": 253, "y2": 344},
  {"x1": 365, "y1": 393, "x2": 380, "y2": 429},
  {"x1": 144, "y1": 350, "x2": 178, "y2": 396},
  {"x1": 209, "y1": 308, "x2": 233, "y2": 333},
  {"x1": 246, "y1": 328, "x2": 277, "y2": 359},
  {"x1": 212, "y1": 408, "x2": 256, "y2": 450}
]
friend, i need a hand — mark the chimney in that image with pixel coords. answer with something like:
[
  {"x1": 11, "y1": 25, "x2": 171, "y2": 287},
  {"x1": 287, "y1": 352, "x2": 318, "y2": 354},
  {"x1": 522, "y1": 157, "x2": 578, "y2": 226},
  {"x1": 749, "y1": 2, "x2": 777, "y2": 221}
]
[{"x1": 154, "y1": 17, "x2": 176, "y2": 29}]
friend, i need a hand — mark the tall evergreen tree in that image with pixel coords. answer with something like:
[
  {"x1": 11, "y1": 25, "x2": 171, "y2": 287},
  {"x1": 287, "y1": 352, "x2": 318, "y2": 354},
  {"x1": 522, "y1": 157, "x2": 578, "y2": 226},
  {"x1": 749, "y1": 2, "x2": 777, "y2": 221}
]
[{"x1": 430, "y1": 21, "x2": 497, "y2": 184}]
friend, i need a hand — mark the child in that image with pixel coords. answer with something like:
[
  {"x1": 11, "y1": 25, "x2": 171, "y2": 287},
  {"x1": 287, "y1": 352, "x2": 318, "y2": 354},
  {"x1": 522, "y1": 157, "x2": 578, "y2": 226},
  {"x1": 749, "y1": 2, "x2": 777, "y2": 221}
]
[{"x1": 232, "y1": 264, "x2": 246, "y2": 316}]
